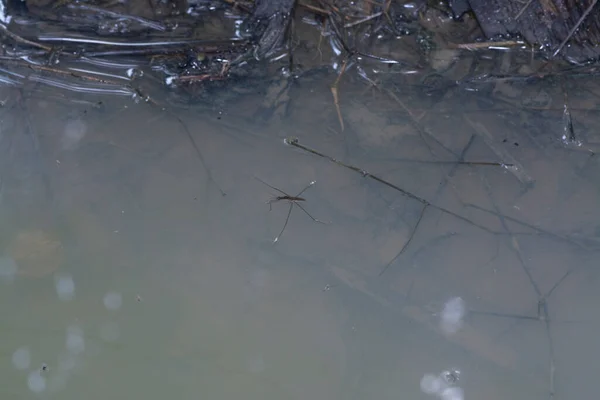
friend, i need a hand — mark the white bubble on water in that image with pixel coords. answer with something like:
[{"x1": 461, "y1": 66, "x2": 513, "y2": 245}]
[
  {"x1": 0, "y1": 256, "x2": 17, "y2": 283},
  {"x1": 66, "y1": 325, "x2": 85, "y2": 354},
  {"x1": 12, "y1": 347, "x2": 31, "y2": 370},
  {"x1": 440, "y1": 297, "x2": 466, "y2": 335},
  {"x1": 420, "y1": 373, "x2": 447, "y2": 395},
  {"x1": 27, "y1": 370, "x2": 46, "y2": 393},
  {"x1": 99, "y1": 321, "x2": 120, "y2": 342},
  {"x1": 62, "y1": 118, "x2": 87, "y2": 150},
  {"x1": 55, "y1": 275, "x2": 75, "y2": 301},
  {"x1": 440, "y1": 386, "x2": 464, "y2": 400},
  {"x1": 103, "y1": 292, "x2": 122, "y2": 310}
]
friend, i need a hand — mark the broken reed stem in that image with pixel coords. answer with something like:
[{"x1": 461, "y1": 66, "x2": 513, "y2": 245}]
[{"x1": 378, "y1": 203, "x2": 428, "y2": 276}]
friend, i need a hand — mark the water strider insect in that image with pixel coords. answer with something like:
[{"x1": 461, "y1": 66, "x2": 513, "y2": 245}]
[{"x1": 254, "y1": 176, "x2": 328, "y2": 243}]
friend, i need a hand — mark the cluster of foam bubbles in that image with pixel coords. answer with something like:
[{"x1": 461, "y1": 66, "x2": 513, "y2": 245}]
[
  {"x1": 420, "y1": 371, "x2": 464, "y2": 400},
  {"x1": 8, "y1": 270, "x2": 125, "y2": 394}
]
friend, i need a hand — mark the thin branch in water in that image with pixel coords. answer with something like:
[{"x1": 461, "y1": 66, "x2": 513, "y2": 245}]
[
  {"x1": 512, "y1": 235, "x2": 542, "y2": 297},
  {"x1": 552, "y1": 0, "x2": 598, "y2": 58},
  {"x1": 514, "y1": 0, "x2": 534, "y2": 20},
  {"x1": 463, "y1": 114, "x2": 535, "y2": 186},
  {"x1": 537, "y1": 298, "x2": 557, "y2": 399},
  {"x1": 478, "y1": 171, "x2": 543, "y2": 303},
  {"x1": 470, "y1": 310, "x2": 539, "y2": 321},
  {"x1": 172, "y1": 114, "x2": 226, "y2": 197},
  {"x1": 432, "y1": 134, "x2": 476, "y2": 204},
  {"x1": 284, "y1": 137, "x2": 493, "y2": 233},
  {"x1": 469, "y1": 307, "x2": 582, "y2": 324},
  {"x1": 464, "y1": 202, "x2": 590, "y2": 250},
  {"x1": 380, "y1": 86, "x2": 459, "y2": 158},
  {"x1": 379, "y1": 203, "x2": 428, "y2": 276}
]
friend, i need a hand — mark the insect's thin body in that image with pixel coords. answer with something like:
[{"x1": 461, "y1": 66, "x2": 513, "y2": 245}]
[{"x1": 254, "y1": 176, "x2": 327, "y2": 243}]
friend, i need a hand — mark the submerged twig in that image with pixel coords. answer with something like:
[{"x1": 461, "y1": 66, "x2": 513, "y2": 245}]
[
  {"x1": 284, "y1": 137, "x2": 492, "y2": 233},
  {"x1": 464, "y1": 203, "x2": 590, "y2": 249},
  {"x1": 379, "y1": 203, "x2": 428, "y2": 276},
  {"x1": 171, "y1": 114, "x2": 226, "y2": 197},
  {"x1": 479, "y1": 161, "x2": 541, "y2": 298},
  {"x1": 463, "y1": 114, "x2": 535, "y2": 186},
  {"x1": 380, "y1": 86, "x2": 459, "y2": 158},
  {"x1": 537, "y1": 298, "x2": 557, "y2": 399}
]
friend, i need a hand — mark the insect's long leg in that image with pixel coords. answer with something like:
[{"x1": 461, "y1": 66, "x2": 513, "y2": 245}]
[
  {"x1": 295, "y1": 180, "x2": 316, "y2": 198},
  {"x1": 274, "y1": 202, "x2": 294, "y2": 243},
  {"x1": 295, "y1": 203, "x2": 328, "y2": 224},
  {"x1": 254, "y1": 176, "x2": 291, "y2": 197},
  {"x1": 267, "y1": 197, "x2": 280, "y2": 211}
]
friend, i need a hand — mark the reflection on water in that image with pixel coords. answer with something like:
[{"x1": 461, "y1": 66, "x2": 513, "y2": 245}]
[{"x1": 0, "y1": 54, "x2": 599, "y2": 400}]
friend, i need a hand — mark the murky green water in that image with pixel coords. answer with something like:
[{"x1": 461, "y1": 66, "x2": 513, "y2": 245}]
[{"x1": 0, "y1": 39, "x2": 599, "y2": 400}]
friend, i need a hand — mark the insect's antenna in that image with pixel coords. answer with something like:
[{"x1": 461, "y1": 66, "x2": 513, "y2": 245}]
[{"x1": 254, "y1": 176, "x2": 290, "y2": 197}]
